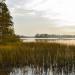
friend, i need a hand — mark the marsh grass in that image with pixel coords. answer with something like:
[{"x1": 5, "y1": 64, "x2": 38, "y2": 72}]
[{"x1": 0, "y1": 42, "x2": 75, "y2": 69}]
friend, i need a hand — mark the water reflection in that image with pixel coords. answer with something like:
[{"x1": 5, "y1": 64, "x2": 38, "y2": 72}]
[
  {"x1": 0, "y1": 65, "x2": 75, "y2": 75},
  {"x1": 9, "y1": 65, "x2": 75, "y2": 75}
]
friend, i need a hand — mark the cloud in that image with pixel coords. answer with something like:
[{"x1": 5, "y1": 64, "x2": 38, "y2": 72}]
[
  {"x1": 6, "y1": 0, "x2": 60, "y2": 22},
  {"x1": 6, "y1": 0, "x2": 75, "y2": 35},
  {"x1": 6, "y1": 0, "x2": 75, "y2": 25}
]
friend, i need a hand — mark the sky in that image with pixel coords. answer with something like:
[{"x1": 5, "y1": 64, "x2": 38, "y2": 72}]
[{"x1": 6, "y1": 0, "x2": 75, "y2": 35}]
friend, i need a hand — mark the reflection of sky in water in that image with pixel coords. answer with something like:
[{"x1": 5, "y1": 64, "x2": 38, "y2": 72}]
[
  {"x1": 10, "y1": 66, "x2": 75, "y2": 75},
  {"x1": 22, "y1": 38, "x2": 75, "y2": 46}
]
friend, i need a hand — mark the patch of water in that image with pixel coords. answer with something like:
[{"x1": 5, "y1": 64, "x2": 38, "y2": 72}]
[{"x1": 10, "y1": 66, "x2": 75, "y2": 75}]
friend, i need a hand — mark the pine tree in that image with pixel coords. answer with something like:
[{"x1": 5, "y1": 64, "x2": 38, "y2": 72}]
[{"x1": 0, "y1": 0, "x2": 20, "y2": 44}]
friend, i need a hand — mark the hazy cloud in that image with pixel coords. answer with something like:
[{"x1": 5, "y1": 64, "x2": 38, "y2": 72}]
[{"x1": 6, "y1": 0, "x2": 75, "y2": 35}]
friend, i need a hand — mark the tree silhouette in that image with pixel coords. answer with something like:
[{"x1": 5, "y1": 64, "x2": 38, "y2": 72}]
[{"x1": 0, "y1": 0, "x2": 20, "y2": 44}]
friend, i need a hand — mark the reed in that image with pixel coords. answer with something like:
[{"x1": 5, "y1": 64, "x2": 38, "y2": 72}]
[{"x1": 0, "y1": 42, "x2": 75, "y2": 68}]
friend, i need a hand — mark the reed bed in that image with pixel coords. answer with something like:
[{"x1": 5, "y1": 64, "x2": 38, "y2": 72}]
[{"x1": 0, "y1": 42, "x2": 75, "y2": 69}]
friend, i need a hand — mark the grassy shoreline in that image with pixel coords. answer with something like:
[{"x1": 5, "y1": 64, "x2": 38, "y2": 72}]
[{"x1": 0, "y1": 42, "x2": 75, "y2": 68}]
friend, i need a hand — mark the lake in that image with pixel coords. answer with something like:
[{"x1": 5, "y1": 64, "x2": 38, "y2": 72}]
[
  {"x1": 22, "y1": 38, "x2": 75, "y2": 45},
  {"x1": 9, "y1": 65, "x2": 75, "y2": 75}
]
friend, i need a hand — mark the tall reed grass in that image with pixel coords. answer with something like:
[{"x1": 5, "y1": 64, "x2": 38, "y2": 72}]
[{"x1": 0, "y1": 42, "x2": 75, "y2": 69}]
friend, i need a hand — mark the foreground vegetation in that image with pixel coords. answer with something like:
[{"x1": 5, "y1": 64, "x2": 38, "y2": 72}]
[{"x1": 0, "y1": 42, "x2": 75, "y2": 69}]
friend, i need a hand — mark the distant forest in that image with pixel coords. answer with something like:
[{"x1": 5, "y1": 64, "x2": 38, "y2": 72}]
[{"x1": 19, "y1": 34, "x2": 75, "y2": 38}]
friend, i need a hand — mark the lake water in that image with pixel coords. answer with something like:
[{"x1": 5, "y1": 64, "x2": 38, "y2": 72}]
[
  {"x1": 22, "y1": 38, "x2": 75, "y2": 45},
  {"x1": 9, "y1": 65, "x2": 75, "y2": 75}
]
